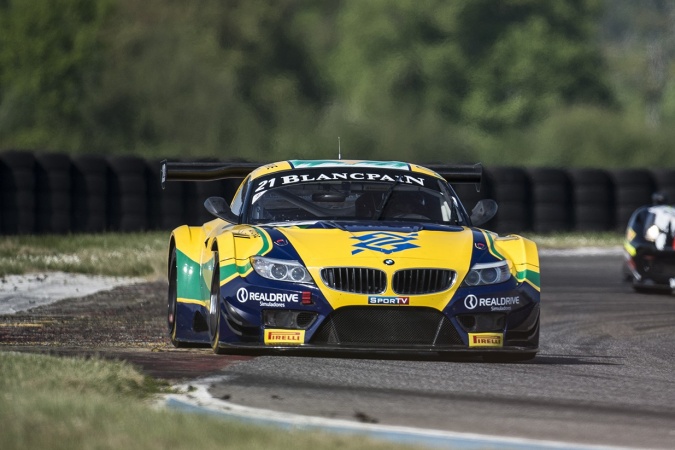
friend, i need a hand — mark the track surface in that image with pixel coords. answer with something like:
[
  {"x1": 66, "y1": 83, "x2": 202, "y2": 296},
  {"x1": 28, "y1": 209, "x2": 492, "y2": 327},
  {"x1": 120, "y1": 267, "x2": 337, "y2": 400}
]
[
  {"x1": 207, "y1": 252, "x2": 675, "y2": 449},
  {"x1": 1, "y1": 252, "x2": 674, "y2": 448}
]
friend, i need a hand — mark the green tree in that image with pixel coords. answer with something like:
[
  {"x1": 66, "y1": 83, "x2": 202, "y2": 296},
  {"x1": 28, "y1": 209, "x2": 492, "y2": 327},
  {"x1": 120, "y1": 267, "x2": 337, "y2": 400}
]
[
  {"x1": 329, "y1": 0, "x2": 614, "y2": 134},
  {"x1": 0, "y1": 0, "x2": 110, "y2": 150}
]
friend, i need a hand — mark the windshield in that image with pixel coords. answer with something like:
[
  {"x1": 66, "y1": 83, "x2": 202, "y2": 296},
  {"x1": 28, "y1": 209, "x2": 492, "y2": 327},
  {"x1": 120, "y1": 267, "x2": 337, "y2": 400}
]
[{"x1": 243, "y1": 171, "x2": 464, "y2": 225}]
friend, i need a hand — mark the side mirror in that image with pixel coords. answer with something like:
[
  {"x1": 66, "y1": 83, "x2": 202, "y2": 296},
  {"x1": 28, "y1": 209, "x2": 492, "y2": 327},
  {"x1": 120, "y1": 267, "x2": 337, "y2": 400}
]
[
  {"x1": 470, "y1": 199, "x2": 498, "y2": 227},
  {"x1": 204, "y1": 197, "x2": 239, "y2": 223}
]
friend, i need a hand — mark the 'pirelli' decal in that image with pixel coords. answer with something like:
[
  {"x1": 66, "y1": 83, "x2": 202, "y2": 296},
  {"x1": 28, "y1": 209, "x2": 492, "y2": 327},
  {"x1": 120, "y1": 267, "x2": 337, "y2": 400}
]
[
  {"x1": 264, "y1": 329, "x2": 305, "y2": 345},
  {"x1": 468, "y1": 333, "x2": 503, "y2": 348}
]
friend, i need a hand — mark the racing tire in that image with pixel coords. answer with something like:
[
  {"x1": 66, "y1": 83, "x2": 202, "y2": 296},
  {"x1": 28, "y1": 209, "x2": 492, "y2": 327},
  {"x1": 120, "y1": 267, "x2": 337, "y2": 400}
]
[
  {"x1": 0, "y1": 150, "x2": 36, "y2": 234},
  {"x1": 167, "y1": 248, "x2": 188, "y2": 348},
  {"x1": 632, "y1": 284, "x2": 652, "y2": 294},
  {"x1": 487, "y1": 167, "x2": 531, "y2": 233},
  {"x1": 612, "y1": 169, "x2": 655, "y2": 230},
  {"x1": 71, "y1": 155, "x2": 108, "y2": 232},
  {"x1": 632, "y1": 282, "x2": 671, "y2": 295},
  {"x1": 528, "y1": 168, "x2": 572, "y2": 233},
  {"x1": 209, "y1": 252, "x2": 227, "y2": 355},
  {"x1": 35, "y1": 153, "x2": 72, "y2": 234},
  {"x1": 146, "y1": 159, "x2": 185, "y2": 230},
  {"x1": 107, "y1": 155, "x2": 148, "y2": 231}
]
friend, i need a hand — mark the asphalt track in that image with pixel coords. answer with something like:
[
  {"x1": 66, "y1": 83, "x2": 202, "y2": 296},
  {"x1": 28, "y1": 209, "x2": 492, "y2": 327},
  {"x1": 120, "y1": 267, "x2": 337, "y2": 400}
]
[{"x1": 199, "y1": 250, "x2": 675, "y2": 449}]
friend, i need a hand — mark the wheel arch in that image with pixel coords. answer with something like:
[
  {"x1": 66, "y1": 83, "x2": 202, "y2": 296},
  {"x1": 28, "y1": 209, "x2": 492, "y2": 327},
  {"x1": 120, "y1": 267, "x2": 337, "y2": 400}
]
[{"x1": 492, "y1": 234, "x2": 541, "y2": 291}]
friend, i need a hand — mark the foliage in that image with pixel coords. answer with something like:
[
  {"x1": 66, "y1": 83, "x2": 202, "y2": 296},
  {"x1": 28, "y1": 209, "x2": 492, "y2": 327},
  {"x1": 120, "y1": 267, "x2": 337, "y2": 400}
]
[
  {"x1": 0, "y1": 0, "x2": 673, "y2": 167},
  {"x1": 0, "y1": 0, "x2": 111, "y2": 151},
  {"x1": 330, "y1": 0, "x2": 613, "y2": 130}
]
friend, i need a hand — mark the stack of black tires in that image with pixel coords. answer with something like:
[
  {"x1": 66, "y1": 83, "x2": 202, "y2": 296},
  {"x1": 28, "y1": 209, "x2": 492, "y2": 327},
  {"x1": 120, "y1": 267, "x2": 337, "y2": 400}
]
[{"x1": 1, "y1": 150, "x2": 673, "y2": 235}]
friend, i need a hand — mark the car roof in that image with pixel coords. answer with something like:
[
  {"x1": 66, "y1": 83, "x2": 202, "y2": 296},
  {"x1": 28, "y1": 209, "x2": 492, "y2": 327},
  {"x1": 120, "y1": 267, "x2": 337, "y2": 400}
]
[
  {"x1": 247, "y1": 159, "x2": 443, "y2": 181},
  {"x1": 648, "y1": 205, "x2": 675, "y2": 216}
]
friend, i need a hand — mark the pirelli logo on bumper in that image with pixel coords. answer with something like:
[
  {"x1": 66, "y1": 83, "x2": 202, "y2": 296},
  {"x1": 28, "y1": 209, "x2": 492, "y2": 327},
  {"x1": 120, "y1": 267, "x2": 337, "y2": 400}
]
[
  {"x1": 468, "y1": 332, "x2": 503, "y2": 348},
  {"x1": 264, "y1": 329, "x2": 305, "y2": 345}
]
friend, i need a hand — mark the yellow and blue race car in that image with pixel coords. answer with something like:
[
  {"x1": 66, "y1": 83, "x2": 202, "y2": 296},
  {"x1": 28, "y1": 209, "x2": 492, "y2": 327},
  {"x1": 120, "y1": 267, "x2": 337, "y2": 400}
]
[{"x1": 162, "y1": 160, "x2": 540, "y2": 361}]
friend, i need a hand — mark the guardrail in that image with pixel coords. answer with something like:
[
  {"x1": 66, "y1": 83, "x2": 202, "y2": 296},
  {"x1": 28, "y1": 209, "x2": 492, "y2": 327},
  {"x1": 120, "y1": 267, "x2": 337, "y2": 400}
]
[{"x1": 1, "y1": 150, "x2": 673, "y2": 235}]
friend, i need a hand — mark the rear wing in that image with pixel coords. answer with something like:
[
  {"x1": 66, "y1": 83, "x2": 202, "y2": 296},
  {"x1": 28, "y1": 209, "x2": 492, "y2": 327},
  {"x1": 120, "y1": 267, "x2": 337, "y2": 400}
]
[
  {"x1": 161, "y1": 160, "x2": 258, "y2": 189},
  {"x1": 161, "y1": 160, "x2": 483, "y2": 189}
]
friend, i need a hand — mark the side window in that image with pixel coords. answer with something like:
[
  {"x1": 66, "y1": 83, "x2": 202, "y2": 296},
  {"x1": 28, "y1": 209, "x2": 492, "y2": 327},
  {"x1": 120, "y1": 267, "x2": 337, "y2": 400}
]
[
  {"x1": 230, "y1": 175, "x2": 250, "y2": 215},
  {"x1": 436, "y1": 180, "x2": 465, "y2": 225}
]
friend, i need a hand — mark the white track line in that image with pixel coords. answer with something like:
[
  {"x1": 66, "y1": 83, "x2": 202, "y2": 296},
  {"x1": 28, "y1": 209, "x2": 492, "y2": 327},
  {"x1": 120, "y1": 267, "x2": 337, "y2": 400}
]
[
  {"x1": 0, "y1": 272, "x2": 144, "y2": 315},
  {"x1": 164, "y1": 376, "x2": 636, "y2": 450}
]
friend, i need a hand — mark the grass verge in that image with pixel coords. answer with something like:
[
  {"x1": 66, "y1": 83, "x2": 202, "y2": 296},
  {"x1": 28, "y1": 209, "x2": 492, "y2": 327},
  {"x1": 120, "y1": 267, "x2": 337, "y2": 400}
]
[
  {"x1": 0, "y1": 232, "x2": 168, "y2": 278},
  {"x1": 0, "y1": 352, "x2": 419, "y2": 450},
  {"x1": 523, "y1": 231, "x2": 623, "y2": 249}
]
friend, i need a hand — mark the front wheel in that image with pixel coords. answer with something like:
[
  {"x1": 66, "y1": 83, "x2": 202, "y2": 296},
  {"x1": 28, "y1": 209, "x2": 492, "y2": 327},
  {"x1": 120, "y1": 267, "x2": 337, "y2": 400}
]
[
  {"x1": 208, "y1": 254, "x2": 226, "y2": 354},
  {"x1": 168, "y1": 247, "x2": 187, "y2": 348}
]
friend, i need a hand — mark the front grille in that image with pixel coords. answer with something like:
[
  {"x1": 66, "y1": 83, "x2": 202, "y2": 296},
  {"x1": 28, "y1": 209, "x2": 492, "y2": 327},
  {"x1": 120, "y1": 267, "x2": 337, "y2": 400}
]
[
  {"x1": 393, "y1": 269, "x2": 455, "y2": 295},
  {"x1": 321, "y1": 267, "x2": 386, "y2": 294},
  {"x1": 310, "y1": 306, "x2": 463, "y2": 347}
]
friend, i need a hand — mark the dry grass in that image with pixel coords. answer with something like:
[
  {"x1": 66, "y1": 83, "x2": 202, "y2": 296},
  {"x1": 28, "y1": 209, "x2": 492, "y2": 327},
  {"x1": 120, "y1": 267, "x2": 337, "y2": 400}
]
[
  {"x1": 0, "y1": 352, "x2": 421, "y2": 450},
  {"x1": 0, "y1": 232, "x2": 168, "y2": 278}
]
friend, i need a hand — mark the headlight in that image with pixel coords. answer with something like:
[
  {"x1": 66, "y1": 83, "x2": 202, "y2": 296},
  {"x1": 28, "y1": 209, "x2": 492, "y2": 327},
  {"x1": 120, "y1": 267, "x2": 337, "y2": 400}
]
[
  {"x1": 250, "y1": 256, "x2": 313, "y2": 283},
  {"x1": 645, "y1": 224, "x2": 660, "y2": 242},
  {"x1": 462, "y1": 260, "x2": 511, "y2": 287}
]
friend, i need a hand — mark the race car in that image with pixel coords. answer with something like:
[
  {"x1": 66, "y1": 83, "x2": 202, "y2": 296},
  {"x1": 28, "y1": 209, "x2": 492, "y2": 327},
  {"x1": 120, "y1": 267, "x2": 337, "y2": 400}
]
[
  {"x1": 623, "y1": 193, "x2": 675, "y2": 293},
  {"x1": 162, "y1": 159, "x2": 541, "y2": 361}
]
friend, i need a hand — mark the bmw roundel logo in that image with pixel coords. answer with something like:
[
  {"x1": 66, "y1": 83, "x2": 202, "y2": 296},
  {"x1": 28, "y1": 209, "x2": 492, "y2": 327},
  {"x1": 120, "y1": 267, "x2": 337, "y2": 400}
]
[
  {"x1": 383, "y1": 259, "x2": 395, "y2": 266},
  {"x1": 464, "y1": 294, "x2": 478, "y2": 310}
]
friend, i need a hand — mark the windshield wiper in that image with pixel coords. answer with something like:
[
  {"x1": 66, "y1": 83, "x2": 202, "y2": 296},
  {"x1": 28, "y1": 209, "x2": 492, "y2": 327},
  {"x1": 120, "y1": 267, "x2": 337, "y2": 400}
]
[{"x1": 372, "y1": 178, "x2": 402, "y2": 220}]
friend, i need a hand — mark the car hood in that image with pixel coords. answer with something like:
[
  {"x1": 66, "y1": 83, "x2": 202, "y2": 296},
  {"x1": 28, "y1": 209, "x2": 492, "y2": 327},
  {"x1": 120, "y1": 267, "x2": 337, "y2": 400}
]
[
  {"x1": 263, "y1": 221, "x2": 479, "y2": 310},
  {"x1": 274, "y1": 222, "x2": 473, "y2": 267}
]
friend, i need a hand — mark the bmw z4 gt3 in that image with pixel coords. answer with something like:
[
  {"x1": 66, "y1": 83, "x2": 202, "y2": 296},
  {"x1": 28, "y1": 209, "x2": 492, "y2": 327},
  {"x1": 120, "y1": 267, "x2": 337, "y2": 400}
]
[{"x1": 162, "y1": 159, "x2": 541, "y2": 361}]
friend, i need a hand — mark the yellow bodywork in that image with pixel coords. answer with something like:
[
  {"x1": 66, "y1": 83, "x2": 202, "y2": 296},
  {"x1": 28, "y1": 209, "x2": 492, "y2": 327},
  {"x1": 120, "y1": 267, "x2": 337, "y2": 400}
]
[{"x1": 171, "y1": 220, "x2": 540, "y2": 312}]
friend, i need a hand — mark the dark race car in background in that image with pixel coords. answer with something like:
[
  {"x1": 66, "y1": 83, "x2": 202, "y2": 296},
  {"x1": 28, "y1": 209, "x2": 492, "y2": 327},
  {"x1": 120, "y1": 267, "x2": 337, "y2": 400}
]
[
  {"x1": 162, "y1": 159, "x2": 541, "y2": 361},
  {"x1": 623, "y1": 199, "x2": 675, "y2": 293}
]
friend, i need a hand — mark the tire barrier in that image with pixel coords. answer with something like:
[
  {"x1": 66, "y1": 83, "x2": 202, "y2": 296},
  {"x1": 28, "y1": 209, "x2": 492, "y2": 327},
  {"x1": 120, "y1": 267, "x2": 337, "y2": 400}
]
[
  {"x1": 611, "y1": 169, "x2": 656, "y2": 231},
  {"x1": 0, "y1": 151, "x2": 36, "y2": 234},
  {"x1": 179, "y1": 158, "x2": 243, "y2": 227},
  {"x1": 183, "y1": 180, "x2": 231, "y2": 226},
  {"x1": 71, "y1": 155, "x2": 108, "y2": 232},
  {"x1": 107, "y1": 155, "x2": 149, "y2": 232},
  {"x1": 487, "y1": 167, "x2": 532, "y2": 233},
  {"x1": 0, "y1": 150, "x2": 673, "y2": 235},
  {"x1": 146, "y1": 159, "x2": 186, "y2": 231},
  {"x1": 35, "y1": 153, "x2": 72, "y2": 234},
  {"x1": 527, "y1": 168, "x2": 573, "y2": 233},
  {"x1": 568, "y1": 168, "x2": 614, "y2": 232},
  {"x1": 651, "y1": 168, "x2": 675, "y2": 206}
]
